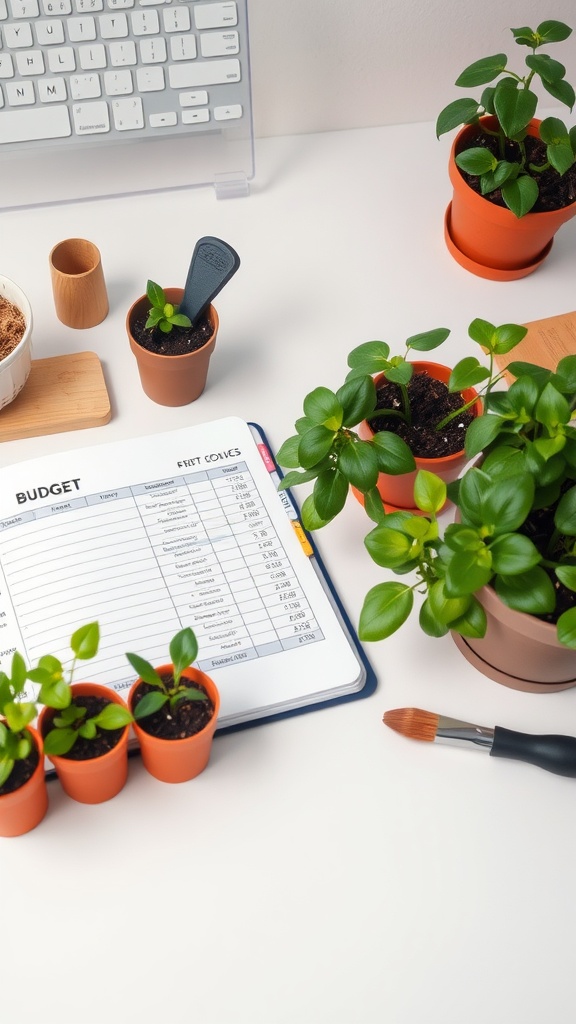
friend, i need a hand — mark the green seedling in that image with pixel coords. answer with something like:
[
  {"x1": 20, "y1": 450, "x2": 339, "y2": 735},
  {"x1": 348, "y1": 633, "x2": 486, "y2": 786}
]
[
  {"x1": 0, "y1": 653, "x2": 37, "y2": 788},
  {"x1": 126, "y1": 627, "x2": 208, "y2": 721},
  {"x1": 28, "y1": 623, "x2": 133, "y2": 757},
  {"x1": 145, "y1": 280, "x2": 192, "y2": 334}
]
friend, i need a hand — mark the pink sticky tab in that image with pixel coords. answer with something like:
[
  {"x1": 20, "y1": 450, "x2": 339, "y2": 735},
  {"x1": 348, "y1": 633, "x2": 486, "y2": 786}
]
[{"x1": 257, "y1": 443, "x2": 275, "y2": 472}]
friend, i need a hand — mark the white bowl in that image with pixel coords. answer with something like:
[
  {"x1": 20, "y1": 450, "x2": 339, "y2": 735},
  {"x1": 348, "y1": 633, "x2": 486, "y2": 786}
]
[{"x1": 0, "y1": 275, "x2": 33, "y2": 411}]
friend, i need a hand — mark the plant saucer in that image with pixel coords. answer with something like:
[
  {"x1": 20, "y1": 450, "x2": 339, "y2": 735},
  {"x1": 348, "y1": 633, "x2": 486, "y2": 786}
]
[
  {"x1": 443, "y1": 203, "x2": 553, "y2": 282},
  {"x1": 451, "y1": 632, "x2": 576, "y2": 692}
]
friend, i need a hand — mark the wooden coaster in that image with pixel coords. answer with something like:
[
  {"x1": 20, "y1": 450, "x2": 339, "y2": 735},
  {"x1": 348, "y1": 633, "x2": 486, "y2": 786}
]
[
  {"x1": 0, "y1": 351, "x2": 111, "y2": 442},
  {"x1": 494, "y1": 311, "x2": 576, "y2": 381}
]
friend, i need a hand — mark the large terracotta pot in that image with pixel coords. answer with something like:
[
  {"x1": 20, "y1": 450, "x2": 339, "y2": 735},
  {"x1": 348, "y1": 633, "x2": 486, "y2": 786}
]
[
  {"x1": 444, "y1": 116, "x2": 576, "y2": 281},
  {"x1": 355, "y1": 361, "x2": 481, "y2": 512},
  {"x1": 0, "y1": 726, "x2": 48, "y2": 838},
  {"x1": 39, "y1": 683, "x2": 131, "y2": 803},
  {"x1": 129, "y1": 666, "x2": 220, "y2": 784},
  {"x1": 127, "y1": 288, "x2": 218, "y2": 406},
  {"x1": 452, "y1": 584, "x2": 576, "y2": 693},
  {"x1": 0, "y1": 275, "x2": 33, "y2": 411}
]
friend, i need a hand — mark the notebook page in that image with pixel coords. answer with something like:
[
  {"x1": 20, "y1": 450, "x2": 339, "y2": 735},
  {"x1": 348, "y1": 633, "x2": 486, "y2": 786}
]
[{"x1": 0, "y1": 417, "x2": 364, "y2": 727}]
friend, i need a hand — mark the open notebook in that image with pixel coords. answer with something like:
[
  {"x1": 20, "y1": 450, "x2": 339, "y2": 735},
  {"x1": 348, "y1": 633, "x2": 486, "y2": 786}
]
[{"x1": 0, "y1": 417, "x2": 376, "y2": 732}]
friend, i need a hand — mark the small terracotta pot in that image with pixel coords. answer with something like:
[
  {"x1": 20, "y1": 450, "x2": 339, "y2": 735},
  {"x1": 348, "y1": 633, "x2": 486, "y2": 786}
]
[
  {"x1": 0, "y1": 726, "x2": 48, "y2": 838},
  {"x1": 354, "y1": 361, "x2": 481, "y2": 512},
  {"x1": 127, "y1": 288, "x2": 218, "y2": 406},
  {"x1": 39, "y1": 683, "x2": 130, "y2": 804},
  {"x1": 452, "y1": 584, "x2": 576, "y2": 693},
  {"x1": 129, "y1": 666, "x2": 220, "y2": 784},
  {"x1": 445, "y1": 116, "x2": 576, "y2": 280},
  {"x1": 0, "y1": 275, "x2": 33, "y2": 412}
]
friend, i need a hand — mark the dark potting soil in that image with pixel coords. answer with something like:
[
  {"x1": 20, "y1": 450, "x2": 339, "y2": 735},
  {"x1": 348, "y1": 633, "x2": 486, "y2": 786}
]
[
  {"x1": 133, "y1": 676, "x2": 214, "y2": 740},
  {"x1": 0, "y1": 741, "x2": 39, "y2": 796},
  {"x1": 43, "y1": 695, "x2": 125, "y2": 761},
  {"x1": 131, "y1": 311, "x2": 213, "y2": 356},
  {"x1": 456, "y1": 128, "x2": 576, "y2": 212},
  {"x1": 366, "y1": 371, "x2": 474, "y2": 459}
]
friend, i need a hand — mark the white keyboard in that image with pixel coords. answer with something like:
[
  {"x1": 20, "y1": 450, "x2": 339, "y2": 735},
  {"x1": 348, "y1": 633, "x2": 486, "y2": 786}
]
[{"x1": 0, "y1": 0, "x2": 250, "y2": 149}]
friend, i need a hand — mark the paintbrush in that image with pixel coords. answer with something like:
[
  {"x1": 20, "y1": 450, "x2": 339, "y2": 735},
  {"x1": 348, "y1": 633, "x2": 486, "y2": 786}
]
[{"x1": 383, "y1": 707, "x2": 576, "y2": 778}]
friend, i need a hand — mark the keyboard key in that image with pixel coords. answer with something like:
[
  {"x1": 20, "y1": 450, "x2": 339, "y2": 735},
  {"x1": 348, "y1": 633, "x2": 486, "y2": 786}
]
[
  {"x1": 130, "y1": 8, "x2": 158, "y2": 34},
  {"x1": 169, "y1": 57, "x2": 239, "y2": 89},
  {"x1": 35, "y1": 19, "x2": 66, "y2": 43},
  {"x1": 200, "y1": 30, "x2": 238, "y2": 57},
  {"x1": 100, "y1": 12, "x2": 128, "y2": 37},
  {"x1": 135, "y1": 63, "x2": 162, "y2": 90},
  {"x1": 10, "y1": 0, "x2": 39, "y2": 17},
  {"x1": 178, "y1": 88, "x2": 207, "y2": 106},
  {"x1": 169, "y1": 33, "x2": 195, "y2": 60},
  {"x1": 149, "y1": 110, "x2": 175, "y2": 127},
  {"x1": 193, "y1": 2, "x2": 237, "y2": 30},
  {"x1": 103, "y1": 66, "x2": 131, "y2": 92},
  {"x1": 70, "y1": 70, "x2": 100, "y2": 97},
  {"x1": 16, "y1": 50, "x2": 46, "y2": 74},
  {"x1": 67, "y1": 16, "x2": 97, "y2": 40},
  {"x1": 0, "y1": 54, "x2": 15, "y2": 76},
  {"x1": 181, "y1": 107, "x2": 209, "y2": 124},
  {"x1": 111, "y1": 93, "x2": 141, "y2": 128},
  {"x1": 0, "y1": 0, "x2": 7, "y2": 17},
  {"x1": 78, "y1": 42, "x2": 106, "y2": 67},
  {"x1": 109, "y1": 39, "x2": 136, "y2": 64},
  {"x1": 47, "y1": 45, "x2": 75, "y2": 70},
  {"x1": 4, "y1": 22, "x2": 34, "y2": 46},
  {"x1": 0, "y1": 101, "x2": 70, "y2": 140},
  {"x1": 214, "y1": 103, "x2": 241, "y2": 120},
  {"x1": 162, "y1": 5, "x2": 188, "y2": 32},
  {"x1": 37, "y1": 73, "x2": 66, "y2": 99},
  {"x1": 139, "y1": 36, "x2": 165, "y2": 63},
  {"x1": 6, "y1": 77, "x2": 35, "y2": 101},
  {"x1": 41, "y1": 0, "x2": 72, "y2": 14},
  {"x1": 71, "y1": 96, "x2": 108, "y2": 131}
]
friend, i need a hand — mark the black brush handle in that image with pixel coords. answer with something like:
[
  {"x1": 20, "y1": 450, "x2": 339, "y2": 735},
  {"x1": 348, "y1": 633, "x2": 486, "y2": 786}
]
[{"x1": 491, "y1": 726, "x2": 576, "y2": 778}]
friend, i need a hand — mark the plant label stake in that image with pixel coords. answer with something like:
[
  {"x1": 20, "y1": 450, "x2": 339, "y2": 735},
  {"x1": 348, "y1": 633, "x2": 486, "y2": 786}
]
[{"x1": 179, "y1": 236, "x2": 240, "y2": 325}]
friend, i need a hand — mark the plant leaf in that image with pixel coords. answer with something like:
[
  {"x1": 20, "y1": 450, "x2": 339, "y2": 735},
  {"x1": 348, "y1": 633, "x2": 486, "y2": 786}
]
[
  {"x1": 494, "y1": 82, "x2": 538, "y2": 138},
  {"x1": 43, "y1": 727, "x2": 78, "y2": 756},
  {"x1": 169, "y1": 627, "x2": 198, "y2": 680},
  {"x1": 93, "y1": 703, "x2": 133, "y2": 730},
  {"x1": 436, "y1": 98, "x2": 482, "y2": 137},
  {"x1": 501, "y1": 174, "x2": 539, "y2": 217},
  {"x1": 337, "y1": 439, "x2": 379, "y2": 491},
  {"x1": 125, "y1": 652, "x2": 163, "y2": 688},
  {"x1": 413, "y1": 471, "x2": 446, "y2": 515},
  {"x1": 405, "y1": 328, "x2": 450, "y2": 352},
  {"x1": 495, "y1": 567, "x2": 556, "y2": 614},
  {"x1": 134, "y1": 690, "x2": 168, "y2": 720},
  {"x1": 358, "y1": 582, "x2": 414, "y2": 641},
  {"x1": 303, "y1": 387, "x2": 342, "y2": 429},
  {"x1": 71, "y1": 622, "x2": 100, "y2": 660},
  {"x1": 313, "y1": 468, "x2": 348, "y2": 521},
  {"x1": 455, "y1": 54, "x2": 508, "y2": 88},
  {"x1": 146, "y1": 280, "x2": 165, "y2": 307}
]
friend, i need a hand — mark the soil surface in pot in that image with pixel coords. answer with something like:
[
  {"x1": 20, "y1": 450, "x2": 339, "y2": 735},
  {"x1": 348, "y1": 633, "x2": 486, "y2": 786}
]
[
  {"x1": 130, "y1": 311, "x2": 213, "y2": 356},
  {"x1": 133, "y1": 677, "x2": 215, "y2": 740},
  {"x1": 367, "y1": 372, "x2": 474, "y2": 458},
  {"x1": 0, "y1": 741, "x2": 39, "y2": 796},
  {"x1": 0, "y1": 297, "x2": 26, "y2": 361},
  {"x1": 42, "y1": 695, "x2": 125, "y2": 760},
  {"x1": 456, "y1": 128, "x2": 576, "y2": 212}
]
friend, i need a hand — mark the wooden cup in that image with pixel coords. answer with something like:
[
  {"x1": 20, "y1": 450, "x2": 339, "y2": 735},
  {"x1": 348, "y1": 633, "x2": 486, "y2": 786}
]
[{"x1": 49, "y1": 238, "x2": 109, "y2": 329}]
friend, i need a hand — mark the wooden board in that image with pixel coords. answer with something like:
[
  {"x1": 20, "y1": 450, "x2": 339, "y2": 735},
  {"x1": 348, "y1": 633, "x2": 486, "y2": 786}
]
[
  {"x1": 0, "y1": 351, "x2": 111, "y2": 442},
  {"x1": 494, "y1": 310, "x2": 576, "y2": 381}
]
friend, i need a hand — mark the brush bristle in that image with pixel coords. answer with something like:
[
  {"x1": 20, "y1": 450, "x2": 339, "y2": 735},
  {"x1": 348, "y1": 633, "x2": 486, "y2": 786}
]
[{"x1": 383, "y1": 707, "x2": 439, "y2": 742}]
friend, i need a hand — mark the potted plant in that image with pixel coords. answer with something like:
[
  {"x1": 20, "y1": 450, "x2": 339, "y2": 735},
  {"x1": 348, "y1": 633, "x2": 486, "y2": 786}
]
[
  {"x1": 352, "y1": 341, "x2": 576, "y2": 692},
  {"x1": 33, "y1": 623, "x2": 133, "y2": 804},
  {"x1": 0, "y1": 652, "x2": 47, "y2": 837},
  {"x1": 436, "y1": 19, "x2": 576, "y2": 279},
  {"x1": 276, "y1": 319, "x2": 519, "y2": 523},
  {"x1": 126, "y1": 626, "x2": 220, "y2": 784},
  {"x1": 126, "y1": 280, "x2": 218, "y2": 406},
  {"x1": 0, "y1": 275, "x2": 33, "y2": 412}
]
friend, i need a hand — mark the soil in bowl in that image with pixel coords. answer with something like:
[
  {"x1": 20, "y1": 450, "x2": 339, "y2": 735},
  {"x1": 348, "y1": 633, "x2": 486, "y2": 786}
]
[
  {"x1": 0, "y1": 742, "x2": 40, "y2": 796},
  {"x1": 456, "y1": 130, "x2": 576, "y2": 213},
  {"x1": 130, "y1": 311, "x2": 213, "y2": 356},
  {"x1": 0, "y1": 297, "x2": 26, "y2": 361},
  {"x1": 133, "y1": 676, "x2": 215, "y2": 740},
  {"x1": 367, "y1": 371, "x2": 474, "y2": 458},
  {"x1": 42, "y1": 694, "x2": 126, "y2": 760}
]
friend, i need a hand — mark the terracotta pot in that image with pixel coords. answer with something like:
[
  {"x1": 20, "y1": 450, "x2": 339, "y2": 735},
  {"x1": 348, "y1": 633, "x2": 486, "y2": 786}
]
[
  {"x1": 39, "y1": 683, "x2": 130, "y2": 804},
  {"x1": 452, "y1": 584, "x2": 576, "y2": 693},
  {"x1": 126, "y1": 288, "x2": 218, "y2": 406},
  {"x1": 445, "y1": 117, "x2": 576, "y2": 281},
  {"x1": 354, "y1": 361, "x2": 481, "y2": 512},
  {"x1": 0, "y1": 275, "x2": 33, "y2": 411},
  {"x1": 0, "y1": 726, "x2": 48, "y2": 838},
  {"x1": 129, "y1": 666, "x2": 220, "y2": 784}
]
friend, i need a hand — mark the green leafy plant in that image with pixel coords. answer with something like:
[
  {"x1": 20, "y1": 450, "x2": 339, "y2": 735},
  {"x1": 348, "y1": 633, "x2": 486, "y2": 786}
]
[
  {"x1": 436, "y1": 20, "x2": 576, "y2": 217},
  {"x1": 145, "y1": 280, "x2": 192, "y2": 334},
  {"x1": 0, "y1": 653, "x2": 37, "y2": 789},
  {"x1": 276, "y1": 319, "x2": 526, "y2": 531},
  {"x1": 28, "y1": 623, "x2": 133, "y2": 757},
  {"x1": 125, "y1": 627, "x2": 208, "y2": 721},
  {"x1": 358, "y1": 351, "x2": 576, "y2": 648}
]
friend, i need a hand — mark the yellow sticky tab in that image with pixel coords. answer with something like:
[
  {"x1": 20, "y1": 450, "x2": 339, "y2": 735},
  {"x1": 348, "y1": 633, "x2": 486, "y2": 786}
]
[{"x1": 292, "y1": 520, "x2": 314, "y2": 556}]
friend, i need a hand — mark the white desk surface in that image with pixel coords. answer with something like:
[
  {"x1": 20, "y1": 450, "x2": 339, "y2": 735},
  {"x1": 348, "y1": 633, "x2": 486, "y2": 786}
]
[{"x1": 2, "y1": 121, "x2": 576, "y2": 1024}]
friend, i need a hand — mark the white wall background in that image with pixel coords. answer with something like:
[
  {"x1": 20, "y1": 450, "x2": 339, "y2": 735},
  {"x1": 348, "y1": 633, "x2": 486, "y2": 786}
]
[{"x1": 248, "y1": 0, "x2": 576, "y2": 137}]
